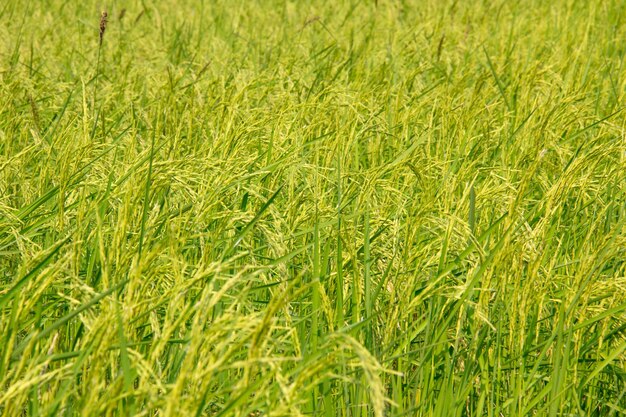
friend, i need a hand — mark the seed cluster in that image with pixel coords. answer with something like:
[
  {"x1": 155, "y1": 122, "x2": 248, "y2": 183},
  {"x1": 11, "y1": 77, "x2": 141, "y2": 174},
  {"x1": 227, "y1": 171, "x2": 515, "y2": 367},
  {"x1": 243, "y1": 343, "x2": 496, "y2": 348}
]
[{"x1": 99, "y1": 11, "x2": 108, "y2": 45}]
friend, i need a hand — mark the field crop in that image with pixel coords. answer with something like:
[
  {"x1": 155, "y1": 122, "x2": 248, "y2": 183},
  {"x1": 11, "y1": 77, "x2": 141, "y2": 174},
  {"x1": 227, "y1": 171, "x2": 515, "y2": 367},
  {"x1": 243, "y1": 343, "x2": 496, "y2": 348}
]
[{"x1": 1, "y1": 1, "x2": 625, "y2": 416}]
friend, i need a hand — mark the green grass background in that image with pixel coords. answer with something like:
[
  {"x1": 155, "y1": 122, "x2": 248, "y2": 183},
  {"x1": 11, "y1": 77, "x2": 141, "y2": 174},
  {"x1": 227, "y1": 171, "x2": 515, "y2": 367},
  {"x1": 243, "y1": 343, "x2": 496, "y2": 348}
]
[{"x1": 1, "y1": 0, "x2": 625, "y2": 415}]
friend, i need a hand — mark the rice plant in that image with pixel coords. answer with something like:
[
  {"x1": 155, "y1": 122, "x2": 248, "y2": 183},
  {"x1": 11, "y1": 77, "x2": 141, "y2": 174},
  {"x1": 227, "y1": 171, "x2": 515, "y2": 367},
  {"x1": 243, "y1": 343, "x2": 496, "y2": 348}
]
[{"x1": 0, "y1": 0, "x2": 624, "y2": 416}]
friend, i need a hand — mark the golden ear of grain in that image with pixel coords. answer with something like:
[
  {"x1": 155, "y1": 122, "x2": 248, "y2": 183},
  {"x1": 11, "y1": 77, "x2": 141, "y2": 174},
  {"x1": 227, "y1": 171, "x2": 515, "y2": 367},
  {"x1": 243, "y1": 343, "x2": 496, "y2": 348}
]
[{"x1": 99, "y1": 11, "x2": 108, "y2": 44}]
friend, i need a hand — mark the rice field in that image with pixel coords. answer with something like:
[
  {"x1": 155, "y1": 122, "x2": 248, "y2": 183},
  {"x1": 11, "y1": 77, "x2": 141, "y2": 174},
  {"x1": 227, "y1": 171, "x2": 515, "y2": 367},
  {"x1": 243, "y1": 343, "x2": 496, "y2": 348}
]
[{"x1": 1, "y1": 1, "x2": 625, "y2": 416}]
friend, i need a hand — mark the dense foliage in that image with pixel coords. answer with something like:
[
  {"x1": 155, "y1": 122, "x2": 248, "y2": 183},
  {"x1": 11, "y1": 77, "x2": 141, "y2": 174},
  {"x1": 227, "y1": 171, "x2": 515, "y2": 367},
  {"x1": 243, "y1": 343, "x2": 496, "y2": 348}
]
[{"x1": 1, "y1": 1, "x2": 625, "y2": 415}]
